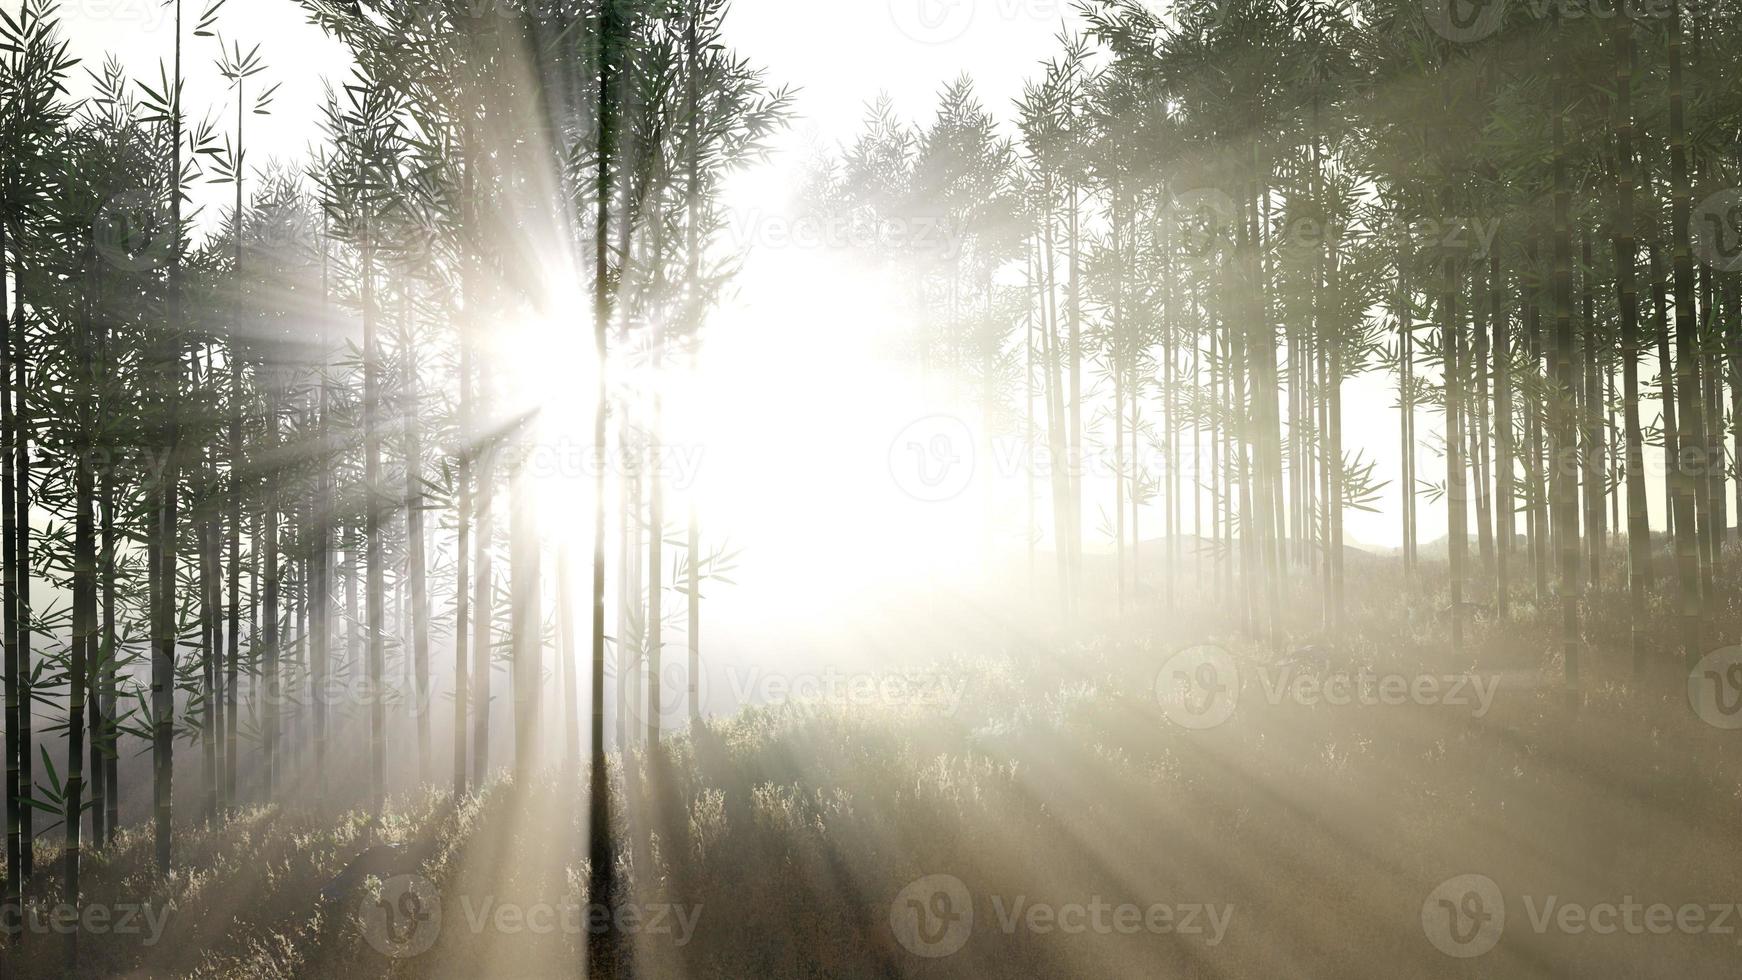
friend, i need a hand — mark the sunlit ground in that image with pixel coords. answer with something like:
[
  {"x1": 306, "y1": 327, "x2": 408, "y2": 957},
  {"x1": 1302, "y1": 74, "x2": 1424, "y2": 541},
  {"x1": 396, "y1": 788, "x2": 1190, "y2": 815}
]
[{"x1": 12, "y1": 541, "x2": 1742, "y2": 978}]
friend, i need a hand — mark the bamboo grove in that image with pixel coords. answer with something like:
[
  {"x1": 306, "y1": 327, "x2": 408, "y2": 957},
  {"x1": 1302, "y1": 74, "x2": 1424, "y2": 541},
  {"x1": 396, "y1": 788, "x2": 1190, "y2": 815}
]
[
  {"x1": 0, "y1": 0, "x2": 790, "y2": 968},
  {"x1": 2, "y1": 0, "x2": 1742, "y2": 971},
  {"x1": 813, "y1": 0, "x2": 1742, "y2": 682}
]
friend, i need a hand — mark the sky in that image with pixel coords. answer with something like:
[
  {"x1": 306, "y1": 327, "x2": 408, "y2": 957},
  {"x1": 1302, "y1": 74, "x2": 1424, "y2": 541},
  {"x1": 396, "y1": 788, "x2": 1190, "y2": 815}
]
[
  {"x1": 58, "y1": 0, "x2": 1080, "y2": 177},
  {"x1": 51, "y1": 0, "x2": 1547, "y2": 572}
]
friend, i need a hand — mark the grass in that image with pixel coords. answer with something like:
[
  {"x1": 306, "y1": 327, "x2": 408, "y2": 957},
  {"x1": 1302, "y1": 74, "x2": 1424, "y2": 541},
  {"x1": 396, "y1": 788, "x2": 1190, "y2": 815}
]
[{"x1": 5, "y1": 549, "x2": 1742, "y2": 978}]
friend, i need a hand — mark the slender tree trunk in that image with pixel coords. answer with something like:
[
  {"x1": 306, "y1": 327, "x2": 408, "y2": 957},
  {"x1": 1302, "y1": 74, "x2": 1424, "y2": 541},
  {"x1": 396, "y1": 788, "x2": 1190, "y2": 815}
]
[
  {"x1": 1444, "y1": 208, "x2": 1468, "y2": 654},
  {"x1": 2, "y1": 172, "x2": 19, "y2": 909},
  {"x1": 1066, "y1": 182, "x2": 1083, "y2": 602},
  {"x1": 199, "y1": 464, "x2": 217, "y2": 824},
  {"x1": 1041, "y1": 210, "x2": 1071, "y2": 614},
  {"x1": 15, "y1": 222, "x2": 34, "y2": 885},
  {"x1": 64, "y1": 255, "x2": 99, "y2": 970},
  {"x1": 683, "y1": 15, "x2": 704, "y2": 729},
  {"x1": 471, "y1": 418, "x2": 493, "y2": 788},
  {"x1": 1699, "y1": 264, "x2": 1722, "y2": 590},
  {"x1": 1397, "y1": 241, "x2": 1414, "y2": 584},
  {"x1": 1494, "y1": 247, "x2": 1514, "y2": 620},
  {"x1": 1651, "y1": 243, "x2": 1679, "y2": 542},
  {"x1": 510, "y1": 457, "x2": 540, "y2": 776},
  {"x1": 361, "y1": 235, "x2": 384, "y2": 821},
  {"x1": 1474, "y1": 254, "x2": 1495, "y2": 580},
  {"x1": 1728, "y1": 280, "x2": 1741, "y2": 551},
  {"x1": 1667, "y1": 1, "x2": 1708, "y2": 672},
  {"x1": 309, "y1": 220, "x2": 331, "y2": 805},
  {"x1": 1582, "y1": 228, "x2": 1606, "y2": 590},
  {"x1": 1528, "y1": 242, "x2": 1550, "y2": 603},
  {"x1": 1437, "y1": 91, "x2": 1469, "y2": 649},
  {"x1": 1610, "y1": 15, "x2": 1652, "y2": 673},
  {"x1": 264, "y1": 376, "x2": 280, "y2": 798},
  {"x1": 454, "y1": 194, "x2": 474, "y2": 798},
  {"x1": 1551, "y1": 93, "x2": 1582, "y2": 707},
  {"x1": 1111, "y1": 194, "x2": 1126, "y2": 615},
  {"x1": 589, "y1": 7, "x2": 622, "y2": 969},
  {"x1": 151, "y1": 0, "x2": 186, "y2": 876},
  {"x1": 559, "y1": 543, "x2": 580, "y2": 772},
  {"x1": 402, "y1": 302, "x2": 431, "y2": 784},
  {"x1": 100, "y1": 450, "x2": 117, "y2": 842}
]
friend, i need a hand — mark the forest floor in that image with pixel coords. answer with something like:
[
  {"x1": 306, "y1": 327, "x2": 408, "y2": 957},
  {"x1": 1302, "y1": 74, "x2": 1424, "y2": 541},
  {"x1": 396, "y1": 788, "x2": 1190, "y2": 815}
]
[{"x1": 6, "y1": 546, "x2": 1742, "y2": 979}]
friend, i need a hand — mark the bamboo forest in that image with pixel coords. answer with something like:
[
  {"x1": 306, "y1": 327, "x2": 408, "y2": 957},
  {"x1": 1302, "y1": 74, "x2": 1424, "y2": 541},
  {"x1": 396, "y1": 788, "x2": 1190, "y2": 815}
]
[{"x1": 3, "y1": 0, "x2": 1742, "y2": 976}]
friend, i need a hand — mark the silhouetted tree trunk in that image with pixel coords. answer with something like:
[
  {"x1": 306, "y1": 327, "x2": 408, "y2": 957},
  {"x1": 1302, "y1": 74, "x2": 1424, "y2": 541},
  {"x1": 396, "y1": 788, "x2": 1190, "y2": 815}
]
[
  {"x1": 589, "y1": 5, "x2": 622, "y2": 971},
  {"x1": 1550, "y1": 87, "x2": 1582, "y2": 707},
  {"x1": 1667, "y1": 1, "x2": 1707, "y2": 672},
  {"x1": 1610, "y1": 13, "x2": 1652, "y2": 673}
]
